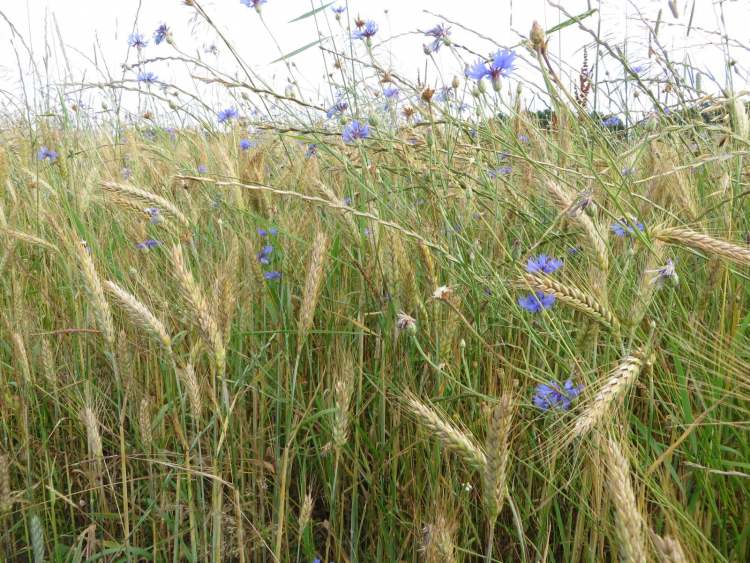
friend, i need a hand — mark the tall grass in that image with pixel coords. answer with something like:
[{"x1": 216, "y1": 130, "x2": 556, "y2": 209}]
[{"x1": 0, "y1": 1, "x2": 749, "y2": 561}]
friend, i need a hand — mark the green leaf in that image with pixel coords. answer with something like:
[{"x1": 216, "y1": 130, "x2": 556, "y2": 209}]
[
  {"x1": 270, "y1": 37, "x2": 329, "y2": 64},
  {"x1": 546, "y1": 8, "x2": 597, "y2": 34},
  {"x1": 288, "y1": 1, "x2": 336, "y2": 23}
]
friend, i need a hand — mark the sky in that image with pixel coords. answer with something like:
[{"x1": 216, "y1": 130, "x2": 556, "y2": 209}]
[{"x1": 0, "y1": 0, "x2": 748, "y2": 120}]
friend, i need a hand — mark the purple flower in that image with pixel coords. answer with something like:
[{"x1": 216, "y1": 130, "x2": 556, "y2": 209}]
[
  {"x1": 257, "y1": 227, "x2": 278, "y2": 237},
  {"x1": 239, "y1": 138, "x2": 255, "y2": 151},
  {"x1": 533, "y1": 379, "x2": 583, "y2": 411},
  {"x1": 611, "y1": 218, "x2": 644, "y2": 237},
  {"x1": 326, "y1": 99, "x2": 349, "y2": 119},
  {"x1": 621, "y1": 166, "x2": 637, "y2": 177},
  {"x1": 257, "y1": 244, "x2": 274, "y2": 264},
  {"x1": 137, "y1": 71, "x2": 158, "y2": 84},
  {"x1": 352, "y1": 20, "x2": 378, "y2": 42},
  {"x1": 128, "y1": 33, "x2": 147, "y2": 49},
  {"x1": 121, "y1": 167, "x2": 132, "y2": 180},
  {"x1": 518, "y1": 291, "x2": 555, "y2": 313},
  {"x1": 332, "y1": 5, "x2": 346, "y2": 15},
  {"x1": 153, "y1": 24, "x2": 170, "y2": 45},
  {"x1": 144, "y1": 207, "x2": 162, "y2": 225},
  {"x1": 434, "y1": 87, "x2": 453, "y2": 102},
  {"x1": 517, "y1": 134, "x2": 529, "y2": 144},
  {"x1": 526, "y1": 255, "x2": 562, "y2": 274},
  {"x1": 37, "y1": 147, "x2": 58, "y2": 162},
  {"x1": 136, "y1": 239, "x2": 160, "y2": 250},
  {"x1": 241, "y1": 0, "x2": 267, "y2": 11},
  {"x1": 467, "y1": 49, "x2": 517, "y2": 89},
  {"x1": 647, "y1": 258, "x2": 678, "y2": 287},
  {"x1": 602, "y1": 115, "x2": 623, "y2": 128},
  {"x1": 217, "y1": 107, "x2": 239, "y2": 124},
  {"x1": 305, "y1": 144, "x2": 318, "y2": 158},
  {"x1": 383, "y1": 86, "x2": 399, "y2": 101},
  {"x1": 197, "y1": 164, "x2": 208, "y2": 174},
  {"x1": 342, "y1": 196, "x2": 353, "y2": 206},
  {"x1": 342, "y1": 120, "x2": 370, "y2": 144},
  {"x1": 264, "y1": 271, "x2": 281, "y2": 281},
  {"x1": 488, "y1": 166, "x2": 512, "y2": 178},
  {"x1": 423, "y1": 23, "x2": 451, "y2": 53}
]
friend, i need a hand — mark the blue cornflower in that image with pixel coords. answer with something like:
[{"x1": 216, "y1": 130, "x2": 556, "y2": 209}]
[
  {"x1": 383, "y1": 86, "x2": 399, "y2": 101},
  {"x1": 257, "y1": 227, "x2": 278, "y2": 237},
  {"x1": 611, "y1": 218, "x2": 644, "y2": 237},
  {"x1": 197, "y1": 164, "x2": 208, "y2": 174},
  {"x1": 326, "y1": 99, "x2": 349, "y2": 119},
  {"x1": 342, "y1": 120, "x2": 370, "y2": 144},
  {"x1": 136, "y1": 239, "x2": 160, "y2": 250},
  {"x1": 331, "y1": 5, "x2": 346, "y2": 15},
  {"x1": 621, "y1": 166, "x2": 637, "y2": 177},
  {"x1": 434, "y1": 87, "x2": 453, "y2": 102},
  {"x1": 305, "y1": 144, "x2": 318, "y2": 158},
  {"x1": 517, "y1": 291, "x2": 555, "y2": 313},
  {"x1": 467, "y1": 49, "x2": 517, "y2": 90},
  {"x1": 144, "y1": 207, "x2": 162, "y2": 225},
  {"x1": 257, "y1": 244, "x2": 274, "y2": 265},
  {"x1": 488, "y1": 166, "x2": 512, "y2": 178},
  {"x1": 217, "y1": 107, "x2": 239, "y2": 124},
  {"x1": 137, "y1": 71, "x2": 158, "y2": 84},
  {"x1": 153, "y1": 24, "x2": 171, "y2": 45},
  {"x1": 602, "y1": 115, "x2": 623, "y2": 128},
  {"x1": 37, "y1": 146, "x2": 58, "y2": 162},
  {"x1": 239, "y1": 138, "x2": 255, "y2": 151},
  {"x1": 241, "y1": 0, "x2": 267, "y2": 11},
  {"x1": 121, "y1": 167, "x2": 132, "y2": 180},
  {"x1": 526, "y1": 254, "x2": 563, "y2": 274},
  {"x1": 423, "y1": 23, "x2": 451, "y2": 53},
  {"x1": 264, "y1": 271, "x2": 281, "y2": 281},
  {"x1": 517, "y1": 133, "x2": 529, "y2": 143},
  {"x1": 342, "y1": 196, "x2": 353, "y2": 206},
  {"x1": 533, "y1": 379, "x2": 583, "y2": 411},
  {"x1": 352, "y1": 20, "x2": 378, "y2": 42},
  {"x1": 128, "y1": 33, "x2": 148, "y2": 49}
]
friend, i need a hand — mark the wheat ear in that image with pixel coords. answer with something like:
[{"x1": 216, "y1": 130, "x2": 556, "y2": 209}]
[
  {"x1": 74, "y1": 238, "x2": 116, "y2": 349},
  {"x1": 522, "y1": 273, "x2": 620, "y2": 332},
  {"x1": 0, "y1": 453, "x2": 10, "y2": 514},
  {"x1": 404, "y1": 391, "x2": 486, "y2": 471},
  {"x1": 178, "y1": 363, "x2": 202, "y2": 421},
  {"x1": 104, "y1": 280, "x2": 172, "y2": 350},
  {"x1": 654, "y1": 226, "x2": 750, "y2": 267},
  {"x1": 332, "y1": 351, "x2": 354, "y2": 450},
  {"x1": 100, "y1": 181, "x2": 190, "y2": 228},
  {"x1": 483, "y1": 391, "x2": 514, "y2": 519},
  {"x1": 651, "y1": 532, "x2": 688, "y2": 563},
  {"x1": 573, "y1": 352, "x2": 644, "y2": 439},
  {"x1": 297, "y1": 230, "x2": 329, "y2": 354},
  {"x1": 11, "y1": 333, "x2": 32, "y2": 385},
  {"x1": 423, "y1": 512, "x2": 457, "y2": 563},
  {"x1": 605, "y1": 437, "x2": 647, "y2": 563}
]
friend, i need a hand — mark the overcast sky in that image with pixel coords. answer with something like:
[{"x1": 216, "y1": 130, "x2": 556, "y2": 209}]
[{"x1": 0, "y1": 0, "x2": 748, "y2": 119}]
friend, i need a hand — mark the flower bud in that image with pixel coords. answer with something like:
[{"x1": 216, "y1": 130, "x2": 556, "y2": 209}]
[{"x1": 530, "y1": 21, "x2": 545, "y2": 53}]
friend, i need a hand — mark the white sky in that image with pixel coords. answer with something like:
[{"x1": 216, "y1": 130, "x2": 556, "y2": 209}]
[{"x1": 0, "y1": 0, "x2": 748, "y2": 119}]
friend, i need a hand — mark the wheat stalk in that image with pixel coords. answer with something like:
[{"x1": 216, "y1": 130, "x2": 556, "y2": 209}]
[
  {"x1": 654, "y1": 226, "x2": 750, "y2": 267},
  {"x1": 522, "y1": 273, "x2": 620, "y2": 332},
  {"x1": 605, "y1": 437, "x2": 647, "y2": 563},
  {"x1": 404, "y1": 391, "x2": 486, "y2": 471},
  {"x1": 573, "y1": 352, "x2": 644, "y2": 439},
  {"x1": 297, "y1": 230, "x2": 329, "y2": 354},
  {"x1": 30, "y1": 513, "x2": 45, "y2": 563},
  {"x1": 100, "y1": 181, "x2": 190, "y2": 228},
  {"x1": 171, "y1": 244, "x2": 226, "y2": 377},
  {"x1": 0, "y1": 453, "x2": 10, "y2": 514},
  {"x1": 1, "y1": 228, "x2": 59, "y2": 253},
  {"x1": 104, "y1": 280, "x2": 172, "y2": 350},
  {"x1": 482, "y1": 391, "x2": 514, "y2": 520}
]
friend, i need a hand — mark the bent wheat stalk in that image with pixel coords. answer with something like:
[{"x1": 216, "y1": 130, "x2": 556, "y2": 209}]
[
  {"x1": 105, "y1": 280, "x2": 172, "y2": 350},
  {"x1": 654, "y1": 226, "x2": 750, "y2": 267}
]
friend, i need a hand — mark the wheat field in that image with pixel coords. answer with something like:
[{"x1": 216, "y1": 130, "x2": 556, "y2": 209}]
[{"x1": 1, "y1": 1, "x2": 749, "y2": 561}]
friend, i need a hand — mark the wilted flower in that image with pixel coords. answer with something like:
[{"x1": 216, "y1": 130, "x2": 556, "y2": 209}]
[
  {"x1": 264, "y1": 270, "x2": 281, "y2": 281},
  {"x1": 396, "y1": 311, "x2": 417, "y2": 332},
  {"x1": 611, "y1": 218, "x2": 644, "y2": 237},
  {"x1": 342, "y1": 120, "x2": 370, "y2": 144},
  {"x1": 144, "y1": 207, "x2": 162, "y2": 225},
  {"x1": 256, "y1": 244, "x2": 274, "y2": 264},
  {"x1": 466, "y1": 49, "x2": 517, "y2": 91},
  {"x1": 423, "y1": 23, "x2": 451, "y2": 53},
  {"x1": 352, "y1": 20, "x2": 378, "y2": 42},
  {"x1": 153, "y1": 24, "x2": 171, "y2": 45},
  {"x1": 647, "y1": 258, "x2": 678, "y2": 287},
  {"x1": 217, "y1": 107, "x2": 239, "y2": 124},
  {"x1": 136, "y1": 239, "x2": 160, "y2": 250},
  {"x1": 128, "y1": 33, "x2": 148, "y2": 49},
  {"x1": 305, "y1": 143, "x2": 318, "y2": 158},
  {"x1": 567, "y1": 189, "x2": 593, "y2": 217},
  {"x1": 432, "y1": 285, "x2": 453, "y2": 301},
  {"x1": 530, "y1": 20, "x2": 546, "y2": 53},
  {"x1": 137, "y1": 71, "x2": 158, "y2": 84},
  {"x1": 533, "y1": 379, "x2": 583, "y2": 411},
  {"x1": 517, "y1": 291, "x2": 555, "y2": 313},
  {"x1": 37, "y1": 146, "x2": 58, "y2": 162},
  {"x1": 526, "y1": 255, "x2": 562, "y2": 274},
  {"x1": 80, "y1": 240, "x2": 91, "y2": 254}
]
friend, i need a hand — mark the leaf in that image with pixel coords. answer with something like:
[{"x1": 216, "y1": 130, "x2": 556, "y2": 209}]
[
  {"x1": 546, "y1": 8, "x2": 597, "y2": 34},
  {"x1": 270, "y1": 37, "x2": 329, "y2": 64},
  {"x1": 288, "y1": 1, "x2": 336, "y2": 23}
]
